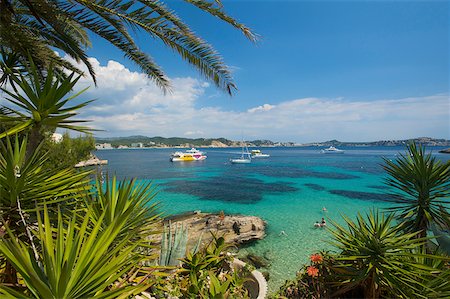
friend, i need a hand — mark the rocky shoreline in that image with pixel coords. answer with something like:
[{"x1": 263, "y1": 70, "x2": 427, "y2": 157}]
[
  {"x1": 439, "y1": 148, "x2": 450, "y2": 154},
  {"x1": 156, "y1": 211, "x2": 266, "y2": 250}
]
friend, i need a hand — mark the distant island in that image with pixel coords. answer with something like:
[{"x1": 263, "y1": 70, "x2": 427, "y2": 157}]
[{"x1": 94, "y1": 136, "x2": 450, "y2": 149}]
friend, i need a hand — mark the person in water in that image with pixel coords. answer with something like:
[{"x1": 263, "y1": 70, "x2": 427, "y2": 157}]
[
  {"x1": 320, "y1": 217, "x2": 326, "y2": 227},
  {"x1": 314, "y1": 221, "x2": 321, "y2": 228}
]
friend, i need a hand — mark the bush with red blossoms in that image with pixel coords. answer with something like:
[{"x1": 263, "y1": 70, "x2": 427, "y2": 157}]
[{"x1": 273, "y1": 251, "x2": 335, "y2": 299}]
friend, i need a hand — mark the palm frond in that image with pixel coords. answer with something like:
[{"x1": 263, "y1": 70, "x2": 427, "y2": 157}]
[
  {"x1": 0, "y1": 205, "x2": 150, "y2": 298},
  {"x1": 86, "y1": 175, "x2": 161, "y2": 243},
  {"x1": 1, "y1": 0, "x2": 257, "y2": 94},
  {"x1": 382, "y1": 143, "x2": 450, "y2": 235},
  {"x1": 0, "y1": 135, "x2": 92, "y2": 236}
]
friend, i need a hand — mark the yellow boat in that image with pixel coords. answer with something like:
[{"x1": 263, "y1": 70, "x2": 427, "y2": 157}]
[{"x1": 170, "y1": 148, "x2": 207, "y2": 162}]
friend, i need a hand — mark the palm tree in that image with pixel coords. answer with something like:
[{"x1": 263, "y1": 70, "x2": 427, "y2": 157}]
[
  {"x1": 328, "y1": 210, "x2": 446, "y2": 299},
  {"x1": 383, "y1": 143, "x2": 450, "y2": 239},
  {"x1": 0, "y1": 0, "x2": 257, "y2": 94}
]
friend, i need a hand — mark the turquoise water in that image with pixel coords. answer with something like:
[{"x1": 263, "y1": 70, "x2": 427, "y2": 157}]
[{"x1": 96, "y1": 147, "x2": 449, "y2": 291}]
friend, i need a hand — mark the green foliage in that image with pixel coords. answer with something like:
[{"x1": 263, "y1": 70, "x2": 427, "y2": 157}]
[
  {"x1": 0, "y1": 135, "x2": 91, "y2": 283},
  {"x1": 1, "y1": 0, "x2": 256, "y2": 94},
  {"x1": 0, "y1": 205, "x2": 150, "y2": 298},
  {"x1": 95, "y1": 136, "x2": 234, "y2": 147},
  {"x1": 0, "y1": 136, "x2": 91, "y2": 232},
  {"x1": 328, "y1": 210, "x2": 428, "y2": 298},
  {"x1": 407, "y1": 246, "x2": 450, "y2": 298},
  {"x1": 151, "y1": 235, "x2": 250, "y2": 298},
  {"x1": 275, "y1": 211, "x2": 450, "y2": 299},
  {"x1": 272, "y1": 252, "x2": 335, "y2": 299},
  {"x1": 95, "y1": 136, "x2": 279, "y2": 147},
  {"x1": 383, "y1": 143, "x2": 450, "y2": 237},
  {"x1": 0, "y1": 62, "x2": 93, "y2": 140},
  {"x1": 159, "y1": 221, "x2": 189, "y2": 267},
  {"x1": 42, "y1": 132, "x2": 95, "y2": 171},
  {"x1": 87, "y1": 176, "x2": 161, "y2": 246}
]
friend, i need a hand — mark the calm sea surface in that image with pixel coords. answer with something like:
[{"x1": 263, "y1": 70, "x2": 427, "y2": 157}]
[{"x1": 96, "y1": 146, "x2": 450, "y2": 291}]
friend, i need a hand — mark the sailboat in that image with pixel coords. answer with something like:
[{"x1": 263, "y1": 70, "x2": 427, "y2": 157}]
[{"x1": 230, "y1": 140, "x2": 251, "y2": 164}]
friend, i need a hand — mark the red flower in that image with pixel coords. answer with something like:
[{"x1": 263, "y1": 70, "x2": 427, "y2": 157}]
[
  {"x1": 307, "y1": 266, "x2": 319, "y2": 277},
  {"x1": 310, "y1": 253, "x2": 323, "y2": 264}
]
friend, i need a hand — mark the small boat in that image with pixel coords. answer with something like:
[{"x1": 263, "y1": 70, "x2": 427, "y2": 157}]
[
  {"x1": 321, "y1": 146, "x2": 344, "y2": 154},
  {"x1": 170, "y1": 148, "x2": 207, "y2": 162},
  {"x1": 251, "y1": 149, "x2": 270, "y2": 158},
  {"x1": 230, "y1": 142, "x2": 251, "y2": 164}
]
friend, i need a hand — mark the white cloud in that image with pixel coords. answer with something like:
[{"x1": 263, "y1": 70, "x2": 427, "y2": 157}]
[
  {"x1": 248, "y1": 104, "x2": 275, "y2": 113},
  {"x1": 68, "y1": 57, "x2": 449, "y2": 142},
  {"x1": 184, "y1": 130, "x2": 205, "y2": 136}
]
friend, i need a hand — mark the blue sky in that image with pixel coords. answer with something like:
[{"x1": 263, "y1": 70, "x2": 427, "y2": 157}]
[{"x1": 75, "y1": 0, "x2": 449, "y2": 142}]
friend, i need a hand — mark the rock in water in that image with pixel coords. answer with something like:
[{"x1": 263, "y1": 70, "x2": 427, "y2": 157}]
[
  {"x1": 154, "y1": 212, "x2": 266, "y2": 250},
  {"x1": 439, "y1": 148, "x2": 450, "y2": 154}
]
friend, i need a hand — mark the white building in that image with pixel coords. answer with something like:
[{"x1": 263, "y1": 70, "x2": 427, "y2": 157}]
[
  {"x1": 131, "y1": 142, "x2": 144, "y2": 148},
  {"x1": 51, "y1": 133, "x2": 63, "y2": 143},
  {"x1": 95, "y1": 143, "x2": 113, "y2": 150}
]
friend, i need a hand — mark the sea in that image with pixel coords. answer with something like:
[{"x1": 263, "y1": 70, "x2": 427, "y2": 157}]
[{"x1": 95, "y1": 146, "x2": 450, "y2": 292}]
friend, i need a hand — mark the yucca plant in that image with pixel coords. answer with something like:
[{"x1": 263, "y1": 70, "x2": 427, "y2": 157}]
[
  {"x1": 383, "y1": 143, "x2": 450, "y2": 238},
  {"x1": 152, "y1": 235, "x2": 248, "y2": 298},
  {"x1": 0, "y1": 135, "x2": 91, "y2": 283},
  {"x1": 0, "y1": 205, "x2": 150, "y2": 298},
  {"x1": 423, "y1": 268, "x2": 450, "y2": 299},
  {"x1": 0, "y1": 62, "x2": 93, "y2": 154},
  {"x1": 87, "y1": 176, "x2": 161, "y2": 244},
  {"x1": 328, "y1": 209, "x2": 443, "y2": 299},
  {"x1": 0, "y1": 135, "x2": 91, "y2": 230},
  {"x1": 407, "y1": 246, "x2": 450, "y2": 299},
  {"x1": 0, "y1": 48, "x2": 26, "y2": 90}
]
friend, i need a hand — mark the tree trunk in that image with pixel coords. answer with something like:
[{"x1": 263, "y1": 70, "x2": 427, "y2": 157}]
[
  {"x1": 364, "y1": 273, "x2": 381, "y2": 299},
  {"x1": 3, "y1": 260, "x2": 17, "y2": 284},
  {"x1": 26, "y1": 124, "x2": 43, "y2": 160}
]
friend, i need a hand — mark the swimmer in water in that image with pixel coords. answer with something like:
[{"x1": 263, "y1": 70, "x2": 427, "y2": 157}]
[
  {"x1": 322, "y1": 207, "x2": 327, "y2": 212},
  {"x1": 314, "y1": 221, "x2": 321, "y2": 228},
  {"x1": 320, "y1": 217, "x2": 326, "y2": 227}
]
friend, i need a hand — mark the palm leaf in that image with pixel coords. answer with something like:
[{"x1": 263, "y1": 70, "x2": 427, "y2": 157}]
[
  {"x1": 0, "y1": 205, "x2": 150, "y2": 298},
  {"x1": 382, "y1": 143, "x2": 450, "y2": 235}
]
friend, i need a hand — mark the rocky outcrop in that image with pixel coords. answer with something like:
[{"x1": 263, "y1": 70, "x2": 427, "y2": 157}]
[
  {"x1": 210, "y1": 140, "x2": 228, "y2": 147},
  {"x1": 159, "y1": 212, "x2": 266, "y2": 249},
  {"x1": 439, "y1": 148, "x2": 450, "y2": 154},
  {"x1": 74, "y1": 154, "x2": 108, "y2": 167}
]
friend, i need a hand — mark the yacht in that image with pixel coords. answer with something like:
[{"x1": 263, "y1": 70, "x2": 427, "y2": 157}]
[
  {"x1": 251, "y1": 149, "x2": 270, "y2": 158},
  {"x1": 170, "y1": 148, "x2": 207, "y2": 162},
  {"x1": 230, "y1": 142, "x2": 252, "y2": 164},
  {"x1": 321, "y1": 146, "x2": 344, "y2": 154}
]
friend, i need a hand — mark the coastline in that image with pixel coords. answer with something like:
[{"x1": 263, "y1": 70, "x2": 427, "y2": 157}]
[
  {"x1": 152, "y1": 211, "x2": 266, "y2": 251},
  {"x1": 95, "y1": 144, "x2": 450, "y2": 150},
  {"x1": 95, "y1": 136, "x2": 450, "y2": 150}
]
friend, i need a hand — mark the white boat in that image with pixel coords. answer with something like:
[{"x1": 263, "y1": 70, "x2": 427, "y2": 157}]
[
  {"x1": 251, "y1": 149, "x2": 270, "y2": 158},
  {"x1": 321, "y1": 146, "x2": 344, "y2": 154},
  {"x1": 230, "y1": 142, "x2": 251, "y2": 164},
  {"x1": 170, "y1": 148, "x2": 207, "y2": 162}
]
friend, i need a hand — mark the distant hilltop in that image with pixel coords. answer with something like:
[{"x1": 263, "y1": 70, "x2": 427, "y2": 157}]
[
  {"x1": 94, "y1": 136, "x2": 450, "y2": 149},
  {"x1": 304, "y1": 137, "x2": 450, "y2": 147},
  {"x1": 94, "y1": 135, "x2": 293, "y2": 149}
]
